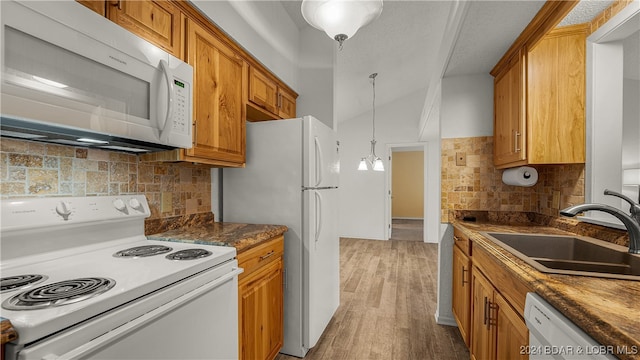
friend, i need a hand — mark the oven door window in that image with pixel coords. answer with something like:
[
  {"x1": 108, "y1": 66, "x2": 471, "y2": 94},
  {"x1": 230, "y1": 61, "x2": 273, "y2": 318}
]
[{"x1": 3, "y1": 26, "x2": 151, "y2": 122}]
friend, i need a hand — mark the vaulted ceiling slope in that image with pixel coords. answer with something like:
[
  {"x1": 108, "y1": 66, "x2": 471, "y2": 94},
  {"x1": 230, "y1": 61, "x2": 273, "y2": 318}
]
[{"x1": 283, "y1": 0, "x2": 545, "y2": 123}]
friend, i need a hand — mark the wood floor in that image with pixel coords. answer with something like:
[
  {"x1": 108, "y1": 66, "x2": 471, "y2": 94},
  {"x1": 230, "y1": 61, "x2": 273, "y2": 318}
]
[
  {"x1": 390, "y1": 219, "x2": 424, "y2": 241},
  {"x1": 275, "y1": 236, "x2": 469, "y2": 360}
]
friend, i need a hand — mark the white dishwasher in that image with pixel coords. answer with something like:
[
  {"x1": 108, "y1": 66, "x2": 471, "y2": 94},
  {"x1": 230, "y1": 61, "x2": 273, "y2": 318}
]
[{"x1": 524, "y1": 293, "x2": 617, "y2": 360}]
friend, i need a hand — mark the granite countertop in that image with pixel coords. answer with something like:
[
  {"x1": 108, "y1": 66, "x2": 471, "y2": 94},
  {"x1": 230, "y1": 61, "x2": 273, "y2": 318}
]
[
  {"x1": 1, "y1": 317, "x2": 17, "y2": 346},
  {"x1": 453, "y1": 220, "x2": 640, "y2": 360},
  {"x1": 148, "y1": 222, "x2": 288, "y2": 254}
]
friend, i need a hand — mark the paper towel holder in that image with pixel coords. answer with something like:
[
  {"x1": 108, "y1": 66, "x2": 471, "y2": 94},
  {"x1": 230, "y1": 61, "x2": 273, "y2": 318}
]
[{"x1": 502, "y1": 166, "x2": 538, "y2": 187}]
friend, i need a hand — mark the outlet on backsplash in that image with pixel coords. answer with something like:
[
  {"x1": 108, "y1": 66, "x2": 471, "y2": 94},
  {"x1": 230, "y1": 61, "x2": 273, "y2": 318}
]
[{"x1": 456, "y1": 152, "x2": 467, "y2": 166}]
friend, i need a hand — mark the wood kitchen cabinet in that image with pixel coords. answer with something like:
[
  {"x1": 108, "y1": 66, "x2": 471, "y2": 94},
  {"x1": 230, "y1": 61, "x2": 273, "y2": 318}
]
[
  {"x1": 452, "y1": 225, "x2": 532, "y2": 360},
  {"x1": 238, "y1": 235, "x2": 284, "y2": 360},
  {"x1": 470, "y1": 267, "x2": 529, "y2": 360},
  {"x1": 183, "y1": 18, "x2": 247, "y2": 165},
  {"x1": 247, "y1": 66, "x2": 298, "y2": 121},
  {"x1": 140, "y1": 18, "x2": 248, "y2": 166},
  {"x1": 452, "y1": 228, "x2": 472, "y2": 347},
  {"x1": 492, "y1": 24, "x2": 588, "y2": 169},
  {"x1": 106, "y1": 0, "x2": 183, "y2": 58},
  {"x1": 470, "y1": 243, "x2": 532, "y2": 360},
  {"x1": 77, "y1": 0, "x2": 106, "y2": 16},
  {"x1": 494, "y1": 51, "x2": 526, "y2": 167},
  {"x1": 78, "y1": 0, "x2": 297, "y2": 167}
]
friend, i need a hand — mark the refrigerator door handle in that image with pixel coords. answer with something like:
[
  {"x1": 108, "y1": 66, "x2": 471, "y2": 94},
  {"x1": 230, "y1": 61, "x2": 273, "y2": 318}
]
[
  {"x1": 315, "y1": 191, "x2": 322, "y2": 245},
  {"x1": 314, "y1": 136, "x2": 323, "y2": 187}
]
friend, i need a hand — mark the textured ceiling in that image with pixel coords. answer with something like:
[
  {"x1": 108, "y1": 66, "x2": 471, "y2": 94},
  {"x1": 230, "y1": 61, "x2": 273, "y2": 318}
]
[
  {"x1": 444, "y1": 1, "x2": 544, "y2": 77},
  {"x1": 281, "y1": 0, "x2": 614, "y2": 123},
  {"x1": 558, "y1": 0, "x2": 613, "y2": 26}
]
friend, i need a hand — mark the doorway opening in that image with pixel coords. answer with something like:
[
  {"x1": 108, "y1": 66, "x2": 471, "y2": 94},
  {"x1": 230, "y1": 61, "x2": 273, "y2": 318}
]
[{"x1": 386, "y1": 144, "x2": 426, "y2": 241}]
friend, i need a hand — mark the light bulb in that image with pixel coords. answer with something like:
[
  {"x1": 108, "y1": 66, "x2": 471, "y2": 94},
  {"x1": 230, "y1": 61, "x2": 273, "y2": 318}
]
[
  {"x1": 358, "y1": 158, "x2": 368, "y2": 171},
  {"x1": 373, "y1": 158, "x2": 384, "y2": 171}
]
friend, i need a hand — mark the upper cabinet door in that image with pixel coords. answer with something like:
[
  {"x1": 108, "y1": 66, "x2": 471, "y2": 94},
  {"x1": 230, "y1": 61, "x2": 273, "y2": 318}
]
[
  {"x1": 185, "y1": 19, "x2": 247, "y2": 165},
  {"x1": 107, "y1": 0, "x2": 182, "y2": 58},
  {"x1": 278, "y1": 88, "x2": 297, "y2": 119},
  {"x1": 494, "y1": 52, "x2": 526, "y2": 168},
  {"x1": 249, "y1": 67, "x2": 279, "y2": 115},
  {"x1": 527, "y1": 24, "x2": 587, "y2": 165},
  {"x1": 247, "y1": 65, "x2": 298, "y2": 121}
]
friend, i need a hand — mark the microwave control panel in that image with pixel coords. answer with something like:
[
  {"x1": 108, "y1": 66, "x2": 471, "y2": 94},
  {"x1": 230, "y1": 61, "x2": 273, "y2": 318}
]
[{"x1": 173, "y1": 78, "x2": 190, "y2": 135}]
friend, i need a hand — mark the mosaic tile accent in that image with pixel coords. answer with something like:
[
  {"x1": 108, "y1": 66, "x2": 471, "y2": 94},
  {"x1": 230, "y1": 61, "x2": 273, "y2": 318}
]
[
  {"x1": 441, "y1": 136, "x2": 585, "y2": 222},
  {"x1": 0, "y1": 138, "x2": 211, "y2": 222}
]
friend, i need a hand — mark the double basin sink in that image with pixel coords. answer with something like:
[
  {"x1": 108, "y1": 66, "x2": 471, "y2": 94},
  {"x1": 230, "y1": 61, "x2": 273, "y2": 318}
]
[{"x1": 480, "y1": 232, "x2": 640, "y2": 281}]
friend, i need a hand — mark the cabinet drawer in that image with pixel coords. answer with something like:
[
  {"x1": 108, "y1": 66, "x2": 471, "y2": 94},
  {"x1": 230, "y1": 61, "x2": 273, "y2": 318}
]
[
  {"x1": 473, "y1": 245, "x2": 533, "y2": 317},
  {"x1": 453, "y1": 226, "x2": 471, "y2": 256},
  {"x1": 237, "y1": 235, "x2": 284, "y2": 280}
]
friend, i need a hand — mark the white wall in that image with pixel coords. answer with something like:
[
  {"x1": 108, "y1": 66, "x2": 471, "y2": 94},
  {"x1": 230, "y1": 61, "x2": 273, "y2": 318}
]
[
  {"x1": 338, "y1": 90, "x2": 426, "y2": 240},
  {"x1": 297, "y1": 26, "x2": 336, "y2": 129},
  {"x1": 623, "y1": 78, "x2": 640, "y2": 169},
  {"x1": 622, "y1": 78, "x2": 640, "y2": 202},
  {"x1": 441, "y1": 74, "x2": 494, "y2": 139},
  {"x1": 190, "y1": 1, "x2": 300, "y2": 90},
  {"x1": 435, "y1": 74, "x2": 494, "y2": 326}
]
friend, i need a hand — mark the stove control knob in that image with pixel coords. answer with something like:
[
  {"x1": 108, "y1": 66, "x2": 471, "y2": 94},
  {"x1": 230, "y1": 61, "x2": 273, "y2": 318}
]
[
  {"x1": 113, "y1": 198, "x2": 128, "y2": 214},
  {"x1": 129, "y1": 198, "x2": 143, "y2": 212},
  {"x1": 55, "y1": 201, "x2": 72, "y2": 221}
]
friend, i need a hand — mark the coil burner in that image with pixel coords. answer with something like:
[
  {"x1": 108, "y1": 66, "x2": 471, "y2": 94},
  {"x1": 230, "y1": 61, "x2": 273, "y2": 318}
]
[
  {"x1": 0, "y1": 275, "x2": 48, "y2": 293},
  {"x1": 165, "y1": 249, "x2": 212, "y2": 260},
  {"x1": 2, "y1": 277, "x2": 116, "y2": 310},
  {"x1": 113, "y1": 245, "x2": 173, "y2": 258}
]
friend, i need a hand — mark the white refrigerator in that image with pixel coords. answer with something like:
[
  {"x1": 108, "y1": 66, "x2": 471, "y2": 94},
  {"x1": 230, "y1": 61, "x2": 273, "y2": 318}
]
[{"x1": 222, "y1": 115, "x2": 340, "y2": 357}]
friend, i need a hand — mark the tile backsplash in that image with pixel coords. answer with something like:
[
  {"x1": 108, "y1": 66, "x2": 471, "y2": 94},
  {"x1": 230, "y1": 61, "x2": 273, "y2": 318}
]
[
  {"x1": 441, "y1": 136, "x2": 585, "y2": 222},
  {"x1": 0, "y1": 138, "x2": 211, "y2": 222}
]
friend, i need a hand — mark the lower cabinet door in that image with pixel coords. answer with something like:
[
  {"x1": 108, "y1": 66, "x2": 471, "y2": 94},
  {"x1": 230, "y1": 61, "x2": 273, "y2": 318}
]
[
  {"x1": 239, "y1": 257, "x2": 284, "y2": 360},
  {"x1": 495, "y1": 293, "x2": 529, "y2": 360},
  {"x1": 452, "y1": 245, "x2": 471, "y2": 346},
  {"x1": 471, "y1": 267, "x2": 496, "y2": 360}
]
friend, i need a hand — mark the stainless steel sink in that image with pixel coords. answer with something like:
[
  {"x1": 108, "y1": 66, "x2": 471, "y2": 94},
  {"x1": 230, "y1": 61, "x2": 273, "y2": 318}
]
[{"x1": 480, "y1": 232, "x2": 640, "y2": 280}]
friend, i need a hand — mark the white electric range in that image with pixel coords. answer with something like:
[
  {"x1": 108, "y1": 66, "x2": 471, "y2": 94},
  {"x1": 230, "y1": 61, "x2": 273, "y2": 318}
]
[{"x1": 0, "y1": 195, "x2": 241, "y2": 359}]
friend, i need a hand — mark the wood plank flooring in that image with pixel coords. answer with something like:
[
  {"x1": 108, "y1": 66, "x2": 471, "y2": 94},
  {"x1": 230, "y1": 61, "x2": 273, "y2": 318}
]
[
  {"x1": 276, "y1": 237, "x2": 469, "y2": 360},
  {"x1": 390, "y1": 219, "x2": 424, "y2": 241}
]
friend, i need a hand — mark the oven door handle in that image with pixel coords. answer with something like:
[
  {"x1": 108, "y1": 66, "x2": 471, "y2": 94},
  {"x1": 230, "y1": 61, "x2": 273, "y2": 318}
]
[{"x1": 41, "y1": 267, "x2": 243, "y2": 360}]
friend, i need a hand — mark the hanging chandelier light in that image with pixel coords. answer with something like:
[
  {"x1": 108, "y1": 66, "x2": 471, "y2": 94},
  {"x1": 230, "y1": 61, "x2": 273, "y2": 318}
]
[
  {"x1": 358, "y1": 73, "x2": 384, "y2": 172},
  {"x1": 301, "y1": 0, "x2": 383, "y2": 49}
]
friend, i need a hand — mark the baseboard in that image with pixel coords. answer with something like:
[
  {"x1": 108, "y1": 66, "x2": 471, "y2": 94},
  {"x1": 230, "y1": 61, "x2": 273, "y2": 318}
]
[
  {"x1": 392, "y1": 217, "x2": 423, "y2": 220},
  {"x1": 434, "y1": 312, "x2": 457, "y2": 327}
]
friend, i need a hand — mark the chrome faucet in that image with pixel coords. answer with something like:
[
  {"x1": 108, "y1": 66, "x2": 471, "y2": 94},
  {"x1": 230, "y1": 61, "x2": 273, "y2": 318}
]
[{"x1": 560, "y1": 189, "x2": 640, "y2": 254}]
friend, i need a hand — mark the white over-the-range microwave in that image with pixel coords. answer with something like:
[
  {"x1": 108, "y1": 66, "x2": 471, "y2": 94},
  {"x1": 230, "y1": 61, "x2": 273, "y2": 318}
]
[{"x1": 0, "y1": 0, "x2": 193, "y2": 153}]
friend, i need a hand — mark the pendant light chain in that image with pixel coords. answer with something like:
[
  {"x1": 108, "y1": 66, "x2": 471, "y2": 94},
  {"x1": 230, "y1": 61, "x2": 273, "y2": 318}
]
[{"x1": 358, "y1": 72, "x2": 384, "y2": 171}]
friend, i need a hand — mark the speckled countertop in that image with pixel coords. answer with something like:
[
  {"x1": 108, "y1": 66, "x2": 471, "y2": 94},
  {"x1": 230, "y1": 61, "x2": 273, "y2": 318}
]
[
  {"x1": 453, "y1": 220, "x2": 640, "y2": 360},
  {"x1": 148, "y1": 222, "x2": 288, "y2": 253}
]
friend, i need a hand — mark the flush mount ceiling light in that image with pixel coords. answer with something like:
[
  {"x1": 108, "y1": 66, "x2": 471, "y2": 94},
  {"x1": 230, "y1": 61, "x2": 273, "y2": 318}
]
[
  {"x1": 358, "y1": 73, "x2": 384, "y2": 172},
  {"x1": 301, "y1": 0, "x2": 383, "y2": 49}
]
